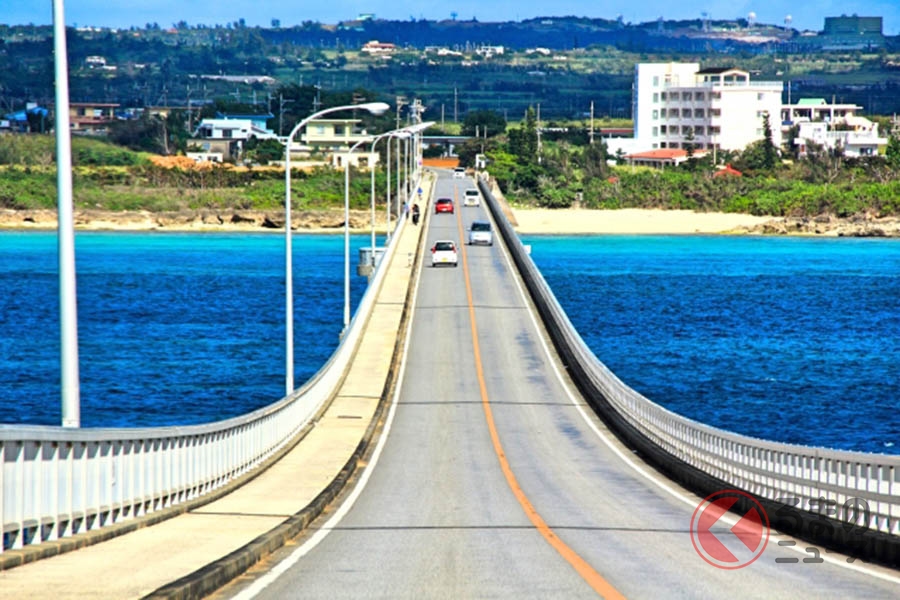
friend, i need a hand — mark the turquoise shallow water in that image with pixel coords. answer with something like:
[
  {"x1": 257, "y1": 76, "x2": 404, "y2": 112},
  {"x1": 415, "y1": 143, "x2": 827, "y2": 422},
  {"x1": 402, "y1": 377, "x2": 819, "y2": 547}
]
[
  {"x1": 521, "y1": 234, "x2": 900, "y2": 455},
  {"x1": 0, "y1": 231, "x2": 375, "y2": 428},
  {"x1": 2, "y1": 231, "x2": 899, "y2": 455}
]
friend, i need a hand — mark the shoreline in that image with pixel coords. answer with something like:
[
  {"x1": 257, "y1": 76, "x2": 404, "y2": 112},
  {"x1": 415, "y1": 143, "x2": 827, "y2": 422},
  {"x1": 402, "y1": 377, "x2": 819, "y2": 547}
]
[
  {"x1": 2, "y1": 207, "x2": 900, "y2": 238},
  {"x1": 0, "y1": 208, "x2": 391, "y2": 234},
  {"x1": 510, "y1": 207, "x2": 900, "y2": 238}
]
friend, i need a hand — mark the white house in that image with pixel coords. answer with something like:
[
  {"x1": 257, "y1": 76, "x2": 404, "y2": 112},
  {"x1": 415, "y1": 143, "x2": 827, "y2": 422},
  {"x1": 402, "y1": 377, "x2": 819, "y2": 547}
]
[
  {"x1": 190, "y1": 118, "x2": 279, "y2": 161},
  {"x1": 298, "y1": 119, "x2": 379, "y2": 170},
  {"x1": 634, "y1": 63, "x2": 783, "y2": 155},
  {"x1": 782, "y1": 98, "x2": 886, "y2": 157}
]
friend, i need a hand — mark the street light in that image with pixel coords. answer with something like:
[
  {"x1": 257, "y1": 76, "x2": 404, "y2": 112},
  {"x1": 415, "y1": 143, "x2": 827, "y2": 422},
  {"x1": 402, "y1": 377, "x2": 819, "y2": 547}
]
[
  {"x1": 370, "y1": 130, "x2": 407, "y2": 260},
  {"x1": 53, "y1": 0, "x2": 80, "y2": 427},
  {"x1": 283, "y1": 101, "x2": 389, "y2": 395},
  {"x1": 343, "y1": 136, "x2": 373, "y2": 331}
]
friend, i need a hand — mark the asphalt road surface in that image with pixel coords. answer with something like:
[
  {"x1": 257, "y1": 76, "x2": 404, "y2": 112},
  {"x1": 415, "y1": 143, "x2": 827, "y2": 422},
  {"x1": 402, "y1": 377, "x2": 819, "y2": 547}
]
[{"x1": 232, "y1": 170, "x2": 900, "y2": 599}]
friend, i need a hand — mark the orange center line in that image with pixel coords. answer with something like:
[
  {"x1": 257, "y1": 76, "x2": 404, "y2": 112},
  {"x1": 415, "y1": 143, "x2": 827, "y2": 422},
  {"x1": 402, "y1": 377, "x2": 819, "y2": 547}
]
[{"x1": 452, "y1": 187, "x2": 626, "y2": 600}]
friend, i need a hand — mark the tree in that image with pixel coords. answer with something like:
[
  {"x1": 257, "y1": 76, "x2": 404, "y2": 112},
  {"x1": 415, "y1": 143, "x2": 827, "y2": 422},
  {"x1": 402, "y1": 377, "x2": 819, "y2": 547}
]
[
  {"x1": 508, "y1": 107, "x2": 538, "y2": 164},
  {"x1": 886, "y1": 134, "x2": 900, "y2": 170},
  {"x1": 761, "y1": 112, "x2": 777, "y2": 170}
]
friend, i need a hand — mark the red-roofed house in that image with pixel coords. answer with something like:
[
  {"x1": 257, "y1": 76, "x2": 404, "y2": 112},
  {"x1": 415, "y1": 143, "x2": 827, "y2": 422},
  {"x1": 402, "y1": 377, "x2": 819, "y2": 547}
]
[
  {"x1": 713, "y1": 164, "x2": 743, "y2": 177},
  {"x1": 625, "y1": 148, "x2": 707, "y2": 169}
]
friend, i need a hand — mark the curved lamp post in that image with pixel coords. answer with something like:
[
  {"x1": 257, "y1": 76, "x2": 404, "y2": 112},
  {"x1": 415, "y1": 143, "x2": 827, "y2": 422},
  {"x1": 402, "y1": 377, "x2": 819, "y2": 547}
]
[
  {"x1": 343, "y1": 137, "x2": 373, "y2": 331},
  {"x1": 284, "y1": 101, "x2": 389, "y2": 395}
]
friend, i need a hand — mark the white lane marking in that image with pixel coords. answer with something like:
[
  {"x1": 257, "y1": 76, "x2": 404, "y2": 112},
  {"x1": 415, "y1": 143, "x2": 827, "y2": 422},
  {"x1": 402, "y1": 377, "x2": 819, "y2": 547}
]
[
  {"x1": 492, "y1": 219, "x2": 900, "y2": 586},
  {"x1": 231, "y1": 192, "x2": 428, "y2": 600}
]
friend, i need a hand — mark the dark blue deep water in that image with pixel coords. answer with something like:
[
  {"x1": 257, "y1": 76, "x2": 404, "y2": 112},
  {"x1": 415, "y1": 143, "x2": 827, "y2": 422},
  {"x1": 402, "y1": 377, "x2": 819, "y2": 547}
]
[
  {"x1": 3, "y1": 232, "x2": 899, "y2": 455},
  {"x1": 522, "y1": 235, "x2": 900, "y2": 455},
  {"x1": 0, "y1": 231, "x2": 375, "y2": 428}
]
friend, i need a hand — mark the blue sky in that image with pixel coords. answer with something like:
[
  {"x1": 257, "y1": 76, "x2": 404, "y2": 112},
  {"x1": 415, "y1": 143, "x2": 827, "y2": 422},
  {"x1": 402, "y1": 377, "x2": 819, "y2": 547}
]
[{"x1": 4, "y1": 1, "x2": 898, "y2": 35}]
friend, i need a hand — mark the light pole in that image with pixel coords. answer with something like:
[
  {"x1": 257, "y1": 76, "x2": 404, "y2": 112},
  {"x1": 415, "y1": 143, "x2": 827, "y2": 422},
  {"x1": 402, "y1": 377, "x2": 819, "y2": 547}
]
[
  {"x1": 54, "y1": 0, "x2": 80, "y2": 427},
  {"x1": 283, "y1": 101, "x2": 388, "y2": 395},
  {"x1": 343, "y1": 137, "x2": 372, "y2": 331},
  {"x1": 368, "y1": 123, "x2": 433, "y2": 253}
]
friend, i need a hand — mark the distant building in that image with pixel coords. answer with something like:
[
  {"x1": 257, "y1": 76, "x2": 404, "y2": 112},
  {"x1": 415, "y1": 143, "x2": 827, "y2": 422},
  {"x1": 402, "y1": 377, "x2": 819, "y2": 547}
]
[
  {"x1": 361, "y1": 40, "x2": 396, "y2": 54},
  {"x1": 783, "y1": 98, "x2": 887, "y2": 157},
  {"x1": 297, "y1": 119, "x2": 379, "y2": 170},
  {"x1": 624, "y1": 148, "x2": 708, "y2": 169},
  {"x1": 190, "y1": 117, "x2": 279, "y2": 161},
  {"x1": 823, "y1": 15, "x2": 882, "y2": 36},
  {"x1": 633, "y1": 63, "x2": 783, "y2": 155},
  {"x1": 69, "y1": 102, "x2": 120, "y2": 134}
]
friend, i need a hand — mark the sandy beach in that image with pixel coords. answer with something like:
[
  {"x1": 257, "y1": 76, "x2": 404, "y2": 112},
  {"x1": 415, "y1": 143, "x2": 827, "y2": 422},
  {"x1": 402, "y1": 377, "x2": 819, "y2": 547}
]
[
  {"x1": 2, "y1": 206, "x2": 899, "y2": 237},
  {"x1": 511, "y1": 207, "x2": 778, "y2": 235}
]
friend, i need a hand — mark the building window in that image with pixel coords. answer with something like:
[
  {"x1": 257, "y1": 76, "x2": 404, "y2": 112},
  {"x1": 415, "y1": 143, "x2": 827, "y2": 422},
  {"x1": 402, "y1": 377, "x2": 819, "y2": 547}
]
[
  {"x1": 653, "y1": 76, "x2": 659, "y2": 86},
  {"x1": 710, "y1": 126, "x2": 721, "y2": 135},
  {"x1": 652, "y1": 126, "x2": 659, "y2": 136},
  {"x1": 712, "y1": 92, "x2": 721, "y2": 100},
  {"x1": 758, "y1": 93, "x2": 764, "y2": 101},
  {"x1": 695, "y1": 126, "x2": 705, "y2": 135},
  {"x1": 334, "y1": 126, "x2": 345, "y2": 135},
  {"x1": 660, "y1": 109, "x2": 667, "y2": 118},
  {"x1": 710, "y1": 109, "x2": 721, "y2": 118},
  {"x1": 670, "y1": 108, "x2": 679, "y2": 118},
  {"x1": 222, "y1": 129, "x2": 232, "y2": 138},
  {"x1": 652, "y1": 110, "x2": 659, "y2": 119},
  {"x1": 653, "y1": 92, "x2": 659, "y2": 102},
  {"x1": 683, "y1": 109, "x2": 692, "y2": 118},
  {"x1": 660, "y1": 125, "x2": 667, "y2": 134},
  {"x1": 695, "y1": 108, "x2": 704, "y2": 118},
  {"x1": 695, "y1": 92, "x2": 705, "y2": 101},
  {"x1": 671, "y1": 126, "x2": 680, "y2": 135},
  {"x1": 315, "y1": 125, "x2": 325, "y2": 135},
  {"x1": 661, "y1": 92, "x2": 667, "y2": 101}
]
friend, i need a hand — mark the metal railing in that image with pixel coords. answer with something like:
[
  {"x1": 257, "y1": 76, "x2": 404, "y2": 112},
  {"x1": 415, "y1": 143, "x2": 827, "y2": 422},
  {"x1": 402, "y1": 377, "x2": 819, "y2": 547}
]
[
  {"x1": 479, "y1": 176, "x2": 900, "y2": 562},
  {"x1": 1, "y1": 214, "x2": 409, "y2": 554}
]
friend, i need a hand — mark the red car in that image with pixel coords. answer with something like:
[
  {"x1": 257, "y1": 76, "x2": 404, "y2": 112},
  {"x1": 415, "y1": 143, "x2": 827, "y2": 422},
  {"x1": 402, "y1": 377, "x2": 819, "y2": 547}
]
[{"x1": 434, "y1": 198, "x2": 454, "y2": 214}]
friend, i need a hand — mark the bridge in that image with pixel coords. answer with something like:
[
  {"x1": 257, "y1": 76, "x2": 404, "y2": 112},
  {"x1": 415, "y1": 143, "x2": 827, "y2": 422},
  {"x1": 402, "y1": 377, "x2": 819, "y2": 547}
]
[{"x1": 2, "y1": 169, "x2": 900, "y2": 598}]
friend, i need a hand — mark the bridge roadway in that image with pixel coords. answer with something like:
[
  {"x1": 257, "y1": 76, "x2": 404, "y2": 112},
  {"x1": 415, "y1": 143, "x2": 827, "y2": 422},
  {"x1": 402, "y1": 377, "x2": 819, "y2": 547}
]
[
  {"x1": 217, "y1": 171, "x2": 900, "y2": 598},
  {"x1": 2, "y1": 169, "x2": 899, "y2": 599}
]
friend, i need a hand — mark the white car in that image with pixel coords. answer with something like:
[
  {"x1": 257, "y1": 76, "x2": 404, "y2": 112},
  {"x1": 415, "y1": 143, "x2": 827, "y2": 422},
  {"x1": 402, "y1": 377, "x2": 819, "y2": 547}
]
[
  {"x1": 463, "y1": 189, "x2": 480, "y2": 207},
  {"x1": 452, "y1": 167, "x2": 466, "y2": 179},
  {"x1": 431, "y1": 240, "x2": 459, "y2": 267},
  {"x1": 467, "y1": 221, "x2": 493, "y2": 246}
]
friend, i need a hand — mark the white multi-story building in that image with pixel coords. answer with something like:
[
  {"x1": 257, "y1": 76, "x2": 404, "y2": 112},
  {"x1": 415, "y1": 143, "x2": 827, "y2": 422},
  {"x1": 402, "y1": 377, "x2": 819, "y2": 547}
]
[{"x1": 633, "y1": 63, "x2": 783, "y2": 155}]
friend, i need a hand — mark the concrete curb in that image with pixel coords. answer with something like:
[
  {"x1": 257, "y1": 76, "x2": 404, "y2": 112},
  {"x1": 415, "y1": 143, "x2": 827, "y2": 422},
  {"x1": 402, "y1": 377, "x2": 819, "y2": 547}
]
[{"x1": 141, "y1": 175, "x2": 432, "y2": 600}]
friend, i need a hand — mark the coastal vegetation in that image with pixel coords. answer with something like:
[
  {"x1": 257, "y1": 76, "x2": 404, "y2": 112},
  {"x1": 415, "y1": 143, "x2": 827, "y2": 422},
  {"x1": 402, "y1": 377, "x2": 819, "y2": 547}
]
[
  {"x1": 0, "y1": 135, "x2": 388, "y2": 213},
  {"x1": 456, "y1": 108, "x2": 900, "y2": 218},
  {"x1": 3, "y1": 123, "x2": 900, "y2": 221}
]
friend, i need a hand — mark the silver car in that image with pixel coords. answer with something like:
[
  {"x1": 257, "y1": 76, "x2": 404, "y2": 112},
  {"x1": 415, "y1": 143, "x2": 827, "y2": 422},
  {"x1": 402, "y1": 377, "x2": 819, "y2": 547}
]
[{"x1": 467, "y1": 220, "x2": 493, "y2": 246}]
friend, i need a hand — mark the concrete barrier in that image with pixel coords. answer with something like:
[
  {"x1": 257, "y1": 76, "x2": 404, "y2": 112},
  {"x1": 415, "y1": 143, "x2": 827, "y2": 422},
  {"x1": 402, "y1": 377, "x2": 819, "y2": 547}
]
[{"x1": 478, "y1": 175, "x2": 900, "y2": 567}]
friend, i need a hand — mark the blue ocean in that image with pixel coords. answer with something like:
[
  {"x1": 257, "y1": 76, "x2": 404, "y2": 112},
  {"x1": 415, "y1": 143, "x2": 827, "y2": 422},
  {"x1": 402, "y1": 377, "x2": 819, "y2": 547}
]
[
  {"x1": 521, "y1": 234, "x2": 900, "y2": 455},
  {"x1": 0, "y1": 231, "x2": 374, "y2": 428},
  {"x1": 2, "y1": 231, "x2": 898, "y2": 455}
]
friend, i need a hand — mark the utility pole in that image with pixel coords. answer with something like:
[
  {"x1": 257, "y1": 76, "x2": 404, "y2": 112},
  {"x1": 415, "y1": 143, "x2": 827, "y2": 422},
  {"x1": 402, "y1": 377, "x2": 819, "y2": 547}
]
[
  {"x1": 278, "y1": 93, "x2": 294, "y2": 137},
  {"x1": 453, "y1": 86, "x2": 458, "y2": 123},
  {"x1": 589, "y1": 100, "x2": 595, "y2": 145},
  {"x1": 395, "y1": 95, "x2": 408, "y2": 130},
  {"x1": 536, "y1": 103, "x2": 542, "y2": 164}
]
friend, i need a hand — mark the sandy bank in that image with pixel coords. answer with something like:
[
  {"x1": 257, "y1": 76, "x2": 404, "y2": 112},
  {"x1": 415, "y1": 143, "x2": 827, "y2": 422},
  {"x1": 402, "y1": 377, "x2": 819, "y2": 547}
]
[
  {"x1": 511, "y1": 208, "x2": 777, "y2": 235},
  {"x1": 0, "y1": 208, "x2": 389, "y2": 234}
]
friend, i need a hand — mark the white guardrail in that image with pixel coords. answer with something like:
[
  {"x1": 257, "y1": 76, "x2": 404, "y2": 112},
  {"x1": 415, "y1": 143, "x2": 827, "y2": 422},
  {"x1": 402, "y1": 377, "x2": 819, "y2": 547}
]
[
  {"x1": 478, "y1": 176, "x2": 900, "y2": 560},
  {"x1": 0, "y1": 213, "x2": 409, "y2": 554}
]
